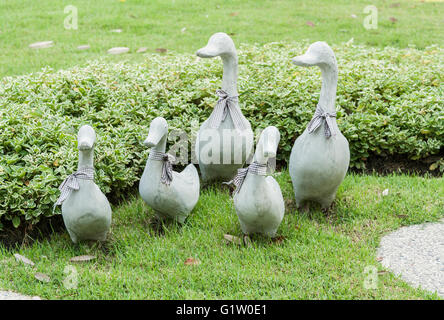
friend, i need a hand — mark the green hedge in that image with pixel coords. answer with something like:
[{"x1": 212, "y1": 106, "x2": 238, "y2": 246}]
[{"x1": 0, "y1": 42, "x2": 442, "y2": 228}]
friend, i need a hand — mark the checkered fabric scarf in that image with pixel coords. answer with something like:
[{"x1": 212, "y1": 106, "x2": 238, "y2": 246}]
[
  {"x1": 224, "y1": 162, "x2": 268, "y2": 195},
  {"x1": 53, "y1": 167, "x2": 94, "y2": 212},
  {"x1": 149, "y1": 150, "x2": 175, "y2": 186},
  {"x1": 307, "y1": 105, "x2": 336, "y2": 138},
  {"x1": 207, "y1": 89, "x2": 246, "y2": 130}
]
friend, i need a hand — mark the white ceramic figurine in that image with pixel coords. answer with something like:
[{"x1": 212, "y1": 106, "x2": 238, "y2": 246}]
[
  {"x1": 55, "y1": 125, "x2": 112, "y2": 243},
  {"x1": 195, "y1": 32, "x2": 254, "y2": 183},
  {"x1": 289, "y1": 42, "x2": 350, "y2": 211},
  {"x1": 230, "y1": 126, "x2": 284, "y2": 237},
  {"x1": 139, "y1": 117, "x2": 200, "y2": 223}
]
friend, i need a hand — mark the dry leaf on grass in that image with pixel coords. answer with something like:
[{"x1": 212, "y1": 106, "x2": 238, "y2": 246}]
[
  {"x1": 35, "y1": 272, "x2": 50, "y2": 283},
  {"x1": 224, "y1": 234, "x2": 242, "y2": 245},
  {"x1": 14, "y1": 254, "x2": 35, "y2": 266},
  {"x1": 306, "y1": 21, "x2": 315, "y2": 27},
  {"x1": 69, "y1": 255, "x2": 96, "y2": 263},
  {"x1": 155, "y1": 48, "x2": 167, "y2": 53},
  {"x1": 272, "y1": 235, "x2": 286, "y2": 244},
  {"x1": 184, "y1": 257, "x2": 200, "y2": 266}
]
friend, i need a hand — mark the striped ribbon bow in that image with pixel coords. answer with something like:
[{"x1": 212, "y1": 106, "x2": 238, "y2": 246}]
[
  {"x1": 307, "y1": 105, "x2": 337, "y2": 138},
  {"x1": 224, "y1": 162, "x2": 268, "y2": 195},
  {"x1": 207, "y1": 89, "x2": 246, "y2": 130},
  {"x1": 149, "y1": 150, "x2": 175, "y2": 186},
  {"x1": 53, "y1": 167, "x2": 94, "y2": 212}
]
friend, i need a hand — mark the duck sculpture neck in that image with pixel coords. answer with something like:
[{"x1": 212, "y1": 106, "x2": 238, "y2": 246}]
[
  {"x1": 77, "y1": 125, "x2": 96, "y2": 170},
  {"x1": 318, "y1": 62, "x2": 338, "y2": 114},
  {"x1": 149, "y1": 135, "x2": 167, "y2": 153},
  {"x1": 221, "y1": 52, "x2": 238, "y2": 97},
  {"x1": 78, "y1": 148, "x2": 94, "y2": 169}
]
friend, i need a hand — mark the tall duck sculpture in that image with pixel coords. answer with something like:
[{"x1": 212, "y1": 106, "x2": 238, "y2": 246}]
[
  {"x1": 289, "y1": 42, "x2": 350, "y2": 211},
  {"x1": 54, "y1": 125, "x2": 112, "y2": 243},
  {"x1": 195, "y1": 32, "x2": 254, "y2": 183},
  {"x1": 230, "y1": 126, "x2": 284, "y2": 237},
  {"x1": 139, "y1": 117, "x2": 200, "y2": 223}
]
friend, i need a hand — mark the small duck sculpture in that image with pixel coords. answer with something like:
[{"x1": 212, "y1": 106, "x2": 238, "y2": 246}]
[
  {"x1": 195, "y1": 32, "x2": 254, "y2": 183},
  {"x1": 54, "y1": 125, "x2": 112, "y2": 243},
  {"x1": 289, "y1": 42, "x2": 350, "y2": 210},
  {"x1": 139, "y1": 117, "x2": 200, "y2": 223},
  {"x1": 229, "y1": 126, "x2": 284, "y2": 237}
]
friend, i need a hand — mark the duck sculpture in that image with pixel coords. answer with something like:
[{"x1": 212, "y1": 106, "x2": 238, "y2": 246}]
[
  {"x1": 229, "y1": 126, "x2": 284, "y2": 237},
  {"x1": 289, "y1": 42, "x2": 350, "y2": 211},
  {"x1": 54, "y1": 125, "x2": 112, "y2": 243},
  {"x1": 139, "y1": 117, "x2": 200, "y2": 223},
  {"x1": 195, "y1": 32, "x2": 254, "y2": 183}
]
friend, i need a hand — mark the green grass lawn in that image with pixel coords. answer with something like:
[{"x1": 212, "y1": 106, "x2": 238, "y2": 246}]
[
  {"x1": 0, "y1": 0, "x2": 443, "y2": 300},
  {"x1": 0, "y1": 172, "x2": 442, "y2": 299},
  {"x1": 1, "y1": 0, "x2": 443, "y2": 77}
]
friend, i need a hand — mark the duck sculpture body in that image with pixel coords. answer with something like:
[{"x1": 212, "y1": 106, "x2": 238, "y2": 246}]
[
  {"x1": 195, "y1": 32, "x2": 254, "y2": 183},
  {"x1": 139, "y1": 117, "x2": 200, "y2": 223},
  {"x1": 56, "y1": 125, "x2": 112, "y2": 243},
  {"x1": 231, "y1": 126, "x2": 284, "y2": 237},
  {"x1": 289, "y1": 42, "x2": 350, "y2": 210}
]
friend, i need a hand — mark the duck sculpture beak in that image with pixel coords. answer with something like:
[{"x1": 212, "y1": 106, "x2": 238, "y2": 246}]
[
  {"x1": 196, "y1": 45, "x2": 219, "y2": 58},
  {"x1": 263, "y1": 140, "x2": 277, "y2": 159},
  {"x1": 292, "y1": 53, "x2": 317, "y2": 67},
  {"x1": 77, "y1": 125, "x2": 96, "y2": 150},
  {"x1": 78, "y1": 138, "x2": 94, "y2": 150},
  {"x1": 262, "y1": 127, "x2": 280, "y2": 159},
  {"x1": 143, "y1": 134, "x2": 161, "y2": 148}
]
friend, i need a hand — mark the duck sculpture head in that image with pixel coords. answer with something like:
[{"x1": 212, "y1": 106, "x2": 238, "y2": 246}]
[
  {"x1": 144, "y1": 117, "x2": 168, "y2": 149},
  {"x1": 254, "y1": 126, "x2": 281, "y2": 165},
  {"x1": 77, "y1": 125, "x2": 96, "y2": 169},
  {"x1": 196, "y1": 32, "x2": 238, "y2": 97},
  {"x1": 77, "y1": 125, "x2": 96, "y2": 151},
  {"x1": 196, "y1": 32, "x2": 236, "y2": 59},
  {"x1": 292, "y1": 41, "x2": 337, "y2": 70}
]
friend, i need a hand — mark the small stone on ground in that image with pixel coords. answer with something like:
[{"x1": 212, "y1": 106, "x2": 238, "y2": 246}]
[
  {"x1": 378, "y1": 219, "x2": 444, "y2": 297},
  {"x1": 107, "y1": 47, "x2": 129, "y2": 55},
  {"x1": 0, "y1": 290, "x2": 41, "y2": 300},
  {"x1": 29, "y1": 41, "x2": 53, "y2": 49},
  {"x1": 77, "y1": 45, "x2": 90, "y2": 50},
  {"x1": 136, "y1": 47, "x2": 148, "y2": 53}
]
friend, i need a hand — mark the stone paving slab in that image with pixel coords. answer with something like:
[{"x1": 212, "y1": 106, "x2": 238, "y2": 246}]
[{"x1": 378, "y1": 219, "x2": 444, "y2": 298}]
